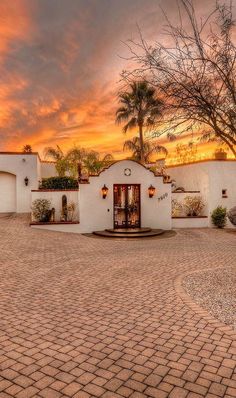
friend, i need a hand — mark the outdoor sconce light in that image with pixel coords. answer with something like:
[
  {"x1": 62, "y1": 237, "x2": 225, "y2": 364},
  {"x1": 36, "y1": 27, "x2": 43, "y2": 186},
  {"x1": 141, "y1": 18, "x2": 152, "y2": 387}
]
[
  {"x1": 24, "y1": 176, "x2": 29, "y2": 186},
  {"x1": 101, "y1": 184, "x2": 108, "y2": 199},
  {"x1": 148, "y1": 184, "x2": 156, "y2": 198}
]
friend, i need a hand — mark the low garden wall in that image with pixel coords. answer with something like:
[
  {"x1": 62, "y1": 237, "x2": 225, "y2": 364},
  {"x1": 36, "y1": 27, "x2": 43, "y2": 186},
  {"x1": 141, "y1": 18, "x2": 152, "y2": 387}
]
[
  {"x1": 172, "y1": 216, "x2": 209, "y2": 228},
  {"x1": 31, "y1": 190, "x2": 79, "y2": 222},
  {"x1": 171, "y1": 191, "x2": 209, "y2": 228},
  {"x1": 172, "y1": 191, "x2": 208, "y2": 214}
]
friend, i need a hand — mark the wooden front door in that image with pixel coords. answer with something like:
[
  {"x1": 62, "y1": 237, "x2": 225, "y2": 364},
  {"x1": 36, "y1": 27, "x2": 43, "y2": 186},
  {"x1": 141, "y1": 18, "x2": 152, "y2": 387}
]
[{"x1": 113, "y1": 184, "x2": 141, "y2": 228}]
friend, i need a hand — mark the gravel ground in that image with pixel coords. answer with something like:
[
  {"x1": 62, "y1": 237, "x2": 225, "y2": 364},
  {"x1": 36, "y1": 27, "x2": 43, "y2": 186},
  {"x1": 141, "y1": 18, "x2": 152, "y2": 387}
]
[{"x1": 183, "y1": 266, "x2": 236, "y2": 327}]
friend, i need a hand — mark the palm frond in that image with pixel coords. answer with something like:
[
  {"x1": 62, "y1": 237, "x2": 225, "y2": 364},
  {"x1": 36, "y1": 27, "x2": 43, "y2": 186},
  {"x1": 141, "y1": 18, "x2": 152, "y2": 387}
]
[
  {"x1": 102, "y1": 154, "x2": 113, "y2": 162},
  {"x1": 152, "y1": 145, "x2": 168, "y2": 156},
  {"x1": 44, "y1": 146, "x2": 64, "y2": 160},
  {"x1": 116, "y1": 107, "x2": 132, "y2": 124},
  {"x1": 66, "y1": 147, "x2": 87, "y2": 162},
  {"x1": 122, "y1": 117, "x2": 138, "y2": 133},
  {"x1": 123, "y1": 139, "x2": 137, "y2": 152}
]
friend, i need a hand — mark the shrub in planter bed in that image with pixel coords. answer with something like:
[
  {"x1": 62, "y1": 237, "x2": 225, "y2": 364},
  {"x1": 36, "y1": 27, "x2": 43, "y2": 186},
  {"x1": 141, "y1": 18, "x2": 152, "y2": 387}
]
[
  {"x1": 32, "y1": 199, "x2": 52, "y2": 222},
  {"x1": 183, "y1": 195, "x2": 205, "y2": 216},
  {"x1": 211, "y1": 206, "x2": 227, "y2": 228},
  {"x1": 40, "y1": 176, "x2": 78, "y2": 190}
]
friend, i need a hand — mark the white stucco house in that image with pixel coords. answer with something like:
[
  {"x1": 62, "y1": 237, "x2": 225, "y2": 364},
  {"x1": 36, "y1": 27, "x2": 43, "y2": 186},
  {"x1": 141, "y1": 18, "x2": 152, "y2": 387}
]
[{"x1": 0, "y1": 151, "x2": 235, "y2": 233}]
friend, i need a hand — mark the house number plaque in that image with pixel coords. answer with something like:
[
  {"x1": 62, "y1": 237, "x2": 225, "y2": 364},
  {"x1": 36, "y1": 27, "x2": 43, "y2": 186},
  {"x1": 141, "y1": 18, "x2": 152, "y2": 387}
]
[{"x1": 124, "y1": 168, "x2": 131, "y2": 176}]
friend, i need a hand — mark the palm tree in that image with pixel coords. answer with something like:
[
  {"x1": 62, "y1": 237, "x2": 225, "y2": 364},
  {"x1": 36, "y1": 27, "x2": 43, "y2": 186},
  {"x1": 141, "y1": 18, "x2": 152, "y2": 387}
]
[
  {"x1": 116, "y1": 81, "x2": 163, "y2": 163},
  {"x1": 23, "y1": 144, "x2": 32, "y2": 153},
  {"x1": 44, "y1": 145, "x2": 114, "y2": 177},
  {"x1": 66, "y1": 146, "x2": 87, "y2": 178},
  {"x1": 44, "y1": 145, "x2": 69, "y2": 177},
  {"x1": 83, "y1": 151, "x2": 114, "y2": 174},
  {"x1": 123, "y1": 136, "x2": 167, "y2": 163}
]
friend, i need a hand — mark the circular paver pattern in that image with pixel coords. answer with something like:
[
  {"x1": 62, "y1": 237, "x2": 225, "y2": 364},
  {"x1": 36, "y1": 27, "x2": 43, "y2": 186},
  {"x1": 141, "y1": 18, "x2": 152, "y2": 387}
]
[{"x1": 0, "y1": 215, "x2": 235, "y2": 398}]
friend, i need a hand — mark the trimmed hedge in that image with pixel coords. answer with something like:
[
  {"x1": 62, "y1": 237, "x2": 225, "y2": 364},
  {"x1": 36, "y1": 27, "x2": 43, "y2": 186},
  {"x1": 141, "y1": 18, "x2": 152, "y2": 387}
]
[{"x1": 40, "y1": 177, "x2": 78, "y2": 190}]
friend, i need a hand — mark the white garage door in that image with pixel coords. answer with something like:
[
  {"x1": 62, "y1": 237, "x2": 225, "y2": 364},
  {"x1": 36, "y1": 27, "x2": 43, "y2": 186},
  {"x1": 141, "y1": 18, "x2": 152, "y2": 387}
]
[{"x1": 0, "y1": 172, "x2": 16, "y2": 213}]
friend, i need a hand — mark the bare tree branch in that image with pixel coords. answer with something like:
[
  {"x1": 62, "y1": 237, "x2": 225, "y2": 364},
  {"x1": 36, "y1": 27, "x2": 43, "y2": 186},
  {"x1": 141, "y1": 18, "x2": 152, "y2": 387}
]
[{"x1": 121, "y1": 0, "x2": 236, "y2": 157}]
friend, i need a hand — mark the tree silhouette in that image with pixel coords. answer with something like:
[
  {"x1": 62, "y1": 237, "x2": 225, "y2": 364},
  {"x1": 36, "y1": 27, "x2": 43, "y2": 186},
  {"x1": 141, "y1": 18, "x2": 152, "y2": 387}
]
[
  {"x1": 23, "y1": 145, "x2": 32, "y2": 153},
  {"x1": 123, "y1": 1, "x2": 236, "y2": 157},
  {"x1": 116, "y1": 81, "x2": 163, "y2": 163}
]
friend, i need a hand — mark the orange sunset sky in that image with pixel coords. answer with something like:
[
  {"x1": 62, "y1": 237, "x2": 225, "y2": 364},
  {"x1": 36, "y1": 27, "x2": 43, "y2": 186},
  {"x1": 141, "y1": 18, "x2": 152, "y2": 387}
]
[{"x1": 0, "y1": 0, "x2": 234, "y2": 161}]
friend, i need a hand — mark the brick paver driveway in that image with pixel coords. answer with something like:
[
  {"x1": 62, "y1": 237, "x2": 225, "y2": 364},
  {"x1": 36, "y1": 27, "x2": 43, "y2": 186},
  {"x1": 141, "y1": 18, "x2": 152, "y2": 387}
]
[{"x1": 0, "y1": 216, "x2": 235, "y2": 398}]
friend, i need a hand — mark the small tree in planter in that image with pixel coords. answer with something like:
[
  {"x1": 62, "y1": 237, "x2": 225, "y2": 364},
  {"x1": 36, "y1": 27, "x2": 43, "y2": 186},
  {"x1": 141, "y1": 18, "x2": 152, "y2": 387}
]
[
  {"x1": 211, "y1": 206, "x2": 227, "y2": 228},
  {"x1": 32, "y1": 199, "x2": 52, "y2": 222},
  {"x1": 183, "y1": 196, "x2": 205, "y2": 216}
]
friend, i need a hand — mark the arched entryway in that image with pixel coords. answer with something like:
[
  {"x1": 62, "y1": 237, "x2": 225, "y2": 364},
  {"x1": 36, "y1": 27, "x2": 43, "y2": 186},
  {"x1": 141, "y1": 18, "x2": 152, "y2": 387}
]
[{"x1": 0, "y1": 172, "x2": 16, "y2": 213}]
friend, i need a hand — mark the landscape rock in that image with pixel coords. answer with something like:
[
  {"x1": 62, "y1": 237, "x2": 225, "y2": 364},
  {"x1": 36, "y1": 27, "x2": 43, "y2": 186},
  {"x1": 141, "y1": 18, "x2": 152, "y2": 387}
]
[{"x1": 228, "y1": 206, "x2": 236, "y2": 226}]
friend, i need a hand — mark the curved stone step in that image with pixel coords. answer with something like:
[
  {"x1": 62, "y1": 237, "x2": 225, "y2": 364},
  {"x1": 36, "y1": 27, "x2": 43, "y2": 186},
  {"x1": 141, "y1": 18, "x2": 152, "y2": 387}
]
[
  {"x1": 93, "y1": 229, "x2": 165, "y2": 238},
  {"x1": 105, "y1": 227, "x2": 152, "y2": 234}
]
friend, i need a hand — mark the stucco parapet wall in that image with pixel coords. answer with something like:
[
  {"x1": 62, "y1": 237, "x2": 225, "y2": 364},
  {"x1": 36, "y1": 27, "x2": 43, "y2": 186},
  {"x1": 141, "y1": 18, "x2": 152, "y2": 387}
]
[
  {"x1": 88, "y1": 175, "x2": 170, "y2": 183},
  {"x1": 0, "y1": 151, "x2": 39, "y2": 155},
  {"x1": 89, "y1": 160, "x2": 171, "y2": 183},
  {"x1": 167, "y1": 158, "x2": 236, "y2": 168},
  {"x1": 31, "y1": 189, "x2": 79, "y2": 192},
  {"x1": 0, "y1": 151, "x2": 41, "y2": 160}
]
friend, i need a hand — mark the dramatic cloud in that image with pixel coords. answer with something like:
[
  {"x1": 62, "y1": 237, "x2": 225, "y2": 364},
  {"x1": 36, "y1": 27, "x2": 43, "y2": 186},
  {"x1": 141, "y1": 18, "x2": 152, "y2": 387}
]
[{"x1": 0, "y1": 0, "x2": 229, "y2": 159}]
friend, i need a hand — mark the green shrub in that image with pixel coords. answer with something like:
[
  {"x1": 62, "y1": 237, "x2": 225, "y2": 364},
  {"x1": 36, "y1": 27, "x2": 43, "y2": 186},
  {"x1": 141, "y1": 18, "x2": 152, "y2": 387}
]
[
  {"x1": 211, "y1": 206, "x2": 227, "y2": 228},
  {"x1": 40, "y1": 177, "x2": 78, "y2": 190}
]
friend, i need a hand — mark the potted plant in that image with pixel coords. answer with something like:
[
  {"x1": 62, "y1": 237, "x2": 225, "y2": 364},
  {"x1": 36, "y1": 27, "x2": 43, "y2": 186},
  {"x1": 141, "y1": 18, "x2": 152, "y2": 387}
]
[
  {"x1": 31, "y1": 199, "x2": 52, "y2": 222},
  {"x1": 183, "y1": 195, "x2": 205, "y2": 216}
]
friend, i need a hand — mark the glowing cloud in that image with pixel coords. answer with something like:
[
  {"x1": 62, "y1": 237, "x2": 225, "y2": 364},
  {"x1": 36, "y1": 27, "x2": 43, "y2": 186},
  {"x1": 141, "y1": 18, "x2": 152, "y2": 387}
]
[{"x1": 0, "y1": 0, "x2": 231, "y2": 160}]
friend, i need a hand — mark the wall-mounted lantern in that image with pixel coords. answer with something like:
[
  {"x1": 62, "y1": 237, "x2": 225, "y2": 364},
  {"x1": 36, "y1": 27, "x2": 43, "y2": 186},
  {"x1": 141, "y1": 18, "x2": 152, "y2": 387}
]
[
  {"x1": 24, "y1": 176, "x2": 29, "y2": 186},
  {"x1": 101, "y1": 184, "x2": 108, "y2": 199},
  {"x1": 148, "y1": 184, "x2": 156, "y2": 198}
]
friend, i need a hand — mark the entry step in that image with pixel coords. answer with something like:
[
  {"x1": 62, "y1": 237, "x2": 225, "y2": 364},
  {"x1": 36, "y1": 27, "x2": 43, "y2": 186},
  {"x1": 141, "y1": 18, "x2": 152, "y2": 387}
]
[
  {"x1": 106, "y1": 227, "x2": 152, "y2": 234},
  {"x1": 93, "y1": 228, "x2": 165, "y2": 238}
]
